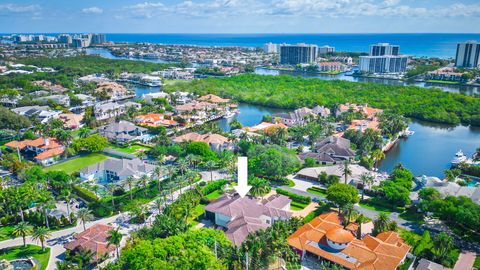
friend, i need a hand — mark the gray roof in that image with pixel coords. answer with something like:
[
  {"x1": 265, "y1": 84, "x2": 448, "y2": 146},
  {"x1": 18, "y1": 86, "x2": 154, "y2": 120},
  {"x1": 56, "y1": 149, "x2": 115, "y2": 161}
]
[
  {"x1": 80, "y1": 157, "x2": 155, "y2": 178},
  {"x1": 416, "y1": 175, "x2": 480, "y2": 204},
  {"x1": 298, "y1": 152, "x2": 340, "y2": 163},
  {"x1": 315, "y1": 136, "x2": 355, "y2": 157},
  {"x1": 225, "y1": 216, "x2": 269, "y2": 246},
  {"x1": 98, "y1": 121, "x2": 147, "y2": 142},
  {"x1": 415, "y1": 259, "x2": 447, "y2": 270},
  {"x1": 296, "y1": 164, "x2": 372, "y2": 183}
]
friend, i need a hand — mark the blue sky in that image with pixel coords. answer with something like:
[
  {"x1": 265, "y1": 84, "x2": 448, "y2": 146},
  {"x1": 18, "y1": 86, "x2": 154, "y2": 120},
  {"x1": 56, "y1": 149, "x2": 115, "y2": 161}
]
[{"x1": 1, "y1": 0, "x2": 479, "y2": 33}]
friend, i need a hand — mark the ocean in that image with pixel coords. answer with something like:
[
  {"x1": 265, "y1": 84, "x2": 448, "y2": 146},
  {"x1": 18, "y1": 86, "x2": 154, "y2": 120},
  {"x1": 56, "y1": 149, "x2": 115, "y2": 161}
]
[{"x1": 103, "y1": 33, "x2": 480, "y2": 58}]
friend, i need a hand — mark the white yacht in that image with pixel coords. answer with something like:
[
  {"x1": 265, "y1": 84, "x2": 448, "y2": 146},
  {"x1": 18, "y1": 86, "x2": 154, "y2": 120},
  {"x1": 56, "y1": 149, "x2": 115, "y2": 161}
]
[
  {"x1": 451, "y1": 150, "x2": 467, "y2": 166},
  {"x1": 223, "y1": 110, "x2": 236, "y2": 119}
]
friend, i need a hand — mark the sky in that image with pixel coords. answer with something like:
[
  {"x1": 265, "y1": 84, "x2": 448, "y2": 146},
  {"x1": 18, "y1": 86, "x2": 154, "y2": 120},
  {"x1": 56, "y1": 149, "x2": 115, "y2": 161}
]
[{"x1": 0, "y1": 0, "x2": 479, "y2": 33}]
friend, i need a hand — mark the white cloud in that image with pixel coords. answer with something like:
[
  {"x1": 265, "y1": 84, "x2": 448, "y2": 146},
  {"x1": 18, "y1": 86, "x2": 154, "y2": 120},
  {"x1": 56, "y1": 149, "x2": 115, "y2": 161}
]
[
  {"x1": 0, "y1": 3, "x2": 41, "y2": 13},
  {"x1": 82, "y1": 6, "x2": 103, "y2": 14},
  {"x1": 118, "y1": 0, "x2": 480, "y2": 20}
]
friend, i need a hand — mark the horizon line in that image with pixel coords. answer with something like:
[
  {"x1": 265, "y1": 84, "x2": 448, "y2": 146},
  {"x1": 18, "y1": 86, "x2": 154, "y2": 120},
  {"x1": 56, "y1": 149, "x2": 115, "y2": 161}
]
[{"x1": 2, "y1": 32, "x2": 480, "y2": 35}]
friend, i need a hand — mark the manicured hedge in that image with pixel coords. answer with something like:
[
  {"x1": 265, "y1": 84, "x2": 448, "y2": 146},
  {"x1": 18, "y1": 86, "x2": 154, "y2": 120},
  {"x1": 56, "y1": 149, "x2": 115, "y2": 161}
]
[
  {"x1": 202, "y1": 180, "x2": 228, "y2": 195},
  {"x1": 73, "y1": 185, "x2": 98, "y2": 202},
  {"x1": 276, "y1": 188, "x2": 311, "y2": 204}
]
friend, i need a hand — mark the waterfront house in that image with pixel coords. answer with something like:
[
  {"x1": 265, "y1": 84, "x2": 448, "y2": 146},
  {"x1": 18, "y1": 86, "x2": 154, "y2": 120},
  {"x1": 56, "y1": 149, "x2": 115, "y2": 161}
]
[
  {"x1": 80, "y1": 157, "x2": 156, "y2": 183},
  {"x1": 56, "y1": 113, "x2": 84, "y2": 129},
  {"x1": 77, "y1": 74, "x2": 110, "y2": 84},
  {"x1": 64, "y1": 224, "x2": 115, "y2": 262},
  {"x1": 317, "y1": 61, "x2": 347, "y2": 72},
  {"x1": 173, "y1": 132, "x2": 233, "y2": 151},
  {"x1": 243, "y1": 122, "x2": 288, "y2": 133},
  {"x1": 288, "y1": 212, "x2": 410, "y2": 270},
  {"x1": 273, "y1": 107, "x2": 317, "y2": 126},
  {"x1": 347, "y1": 119, "x2": 381, "y2": 133},
  {"x1": 335, "y1": 103, "x2": 383, "y2": 119},
  {"x1": 295, "y1": 164, "x2": 375, "y2": 186},
  {"x1": 299, "y1": 136, "x2": 355, "y2": 165},
  {"x1": 205, "y1": 192, "x2": 292, "y2": 246},
  {"x1": 98, "y1": 121, "x2": 149, "y2": 144},
  {"x1": 94, "y1": 101, "x2": 141, "y2": 121},
  {"x1": 426, "y1": 67, "x2": 467, "y2": 83},
  {"x1": 141, "y1": 92, "x2": 170, "y2": 105},
  {"x1": 5, "y1": 137, "x2": 65, "y2": 166},
  {"x1": 312, "y1": 105, "x2": 331, "y2": 118},
  {"x1": 94, "y1": 82, "x2": 132, "y2": 101},
  {"x1": 412, "y1": 175, "x2": 480, "y2": 205},
  {"x1": 36, "y1": 94, "x2": 70, "y2": 106},
  {"x1": 198, "y1": 94, "x2": 230, "y2": 104},
  {"x1": 135, "y1": 113, "x2": 178, "y2": 128}
]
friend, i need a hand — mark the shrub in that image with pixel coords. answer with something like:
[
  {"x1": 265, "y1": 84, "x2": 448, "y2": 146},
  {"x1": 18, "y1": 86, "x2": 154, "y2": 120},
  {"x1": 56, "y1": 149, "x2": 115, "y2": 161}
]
[
  {"x1": 72, "y1": 185, "x2": 98, "y2": 202},
  {"x1": 276, "y1": 188, "x2": 311, "y2": 204},
  {"x1": 202, "y1": 180, "x2": 228, "y2": 195}
]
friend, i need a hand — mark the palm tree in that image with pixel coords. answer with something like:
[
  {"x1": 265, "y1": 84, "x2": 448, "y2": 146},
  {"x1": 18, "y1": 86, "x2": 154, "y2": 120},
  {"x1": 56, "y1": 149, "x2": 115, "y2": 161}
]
[
  {"x1": 360, "y1": 173, "x2": 374, "y2": 201},
  {"x1": 55, "y1": 261, "x2": 77, "y2": 270},
  {"x1": 61, "y1": 191, "x2": 76, "y2": 223},
  {"x1": 90, "y1": 184, "x2": 100, "y2": 198},
  {"x1": 205, "y1": 160, "x2": 217, "y2": 181},
  {"x1": 77, "y1": 208, "x2": 94, "y2": 231},
  {"x1": 106, "y1": 183, "x2": 117, "y2": 208},
  {"x1": 37, "y1": 195, "x2": 55, "y2": 229},
  {"x1": 31, "y1": 226, "x2": 51, "y2": 251},
  {"x1": 185, "y1": 154, "x2": 196, "y2": 169},
  {"x1": 356, "y1": 214, "x2": 368, "y2": 239},
  {"x1": 124, "y1": 176, "x2": 136, "y2": 201},
  {"x1": 342, "y1": 203, "x2": 355, "y2": 228},
  {"x1": 433, "y1": 232, "x2": 453, "y2": 261},
  {"x1": 107, "y1": 228, "x2": 123, "y2": 259},
  {"x1": 77, "y1": 127, "x2": 91, "y2": 138},
  {"x1": 373, "y1": 213, "x2": 391, "y2": 236},
  {"x1": 371, "y1": 149, "x2": 385, "y2": 169},
  {"x1": 76, "y1": 248, "x2": 95, "y2": 269},
  {"x1": 138, "y1": 174, "x2": 150, "y2": 196},
  {"x1": 342, "y1": 160, "x2": 352, "y2": 184},
  {"x1": 154, "y1": 166, "x2": 163, "y2": 193},
  {"x1": 249, "y1": 177, "x2": 271, "y2": 197},
  {"x1": 177, "y1": 159, "x2": 189, "y2": 176},
  {"x1": 12, "y1": 222, "x2": 33, "y2": 247}
]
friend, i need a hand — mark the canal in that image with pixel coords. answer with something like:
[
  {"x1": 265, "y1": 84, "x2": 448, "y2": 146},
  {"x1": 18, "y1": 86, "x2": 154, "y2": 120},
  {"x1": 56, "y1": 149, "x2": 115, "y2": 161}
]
[{"x1": 88, "y1": 48, "x2": 480, "y2": 178}]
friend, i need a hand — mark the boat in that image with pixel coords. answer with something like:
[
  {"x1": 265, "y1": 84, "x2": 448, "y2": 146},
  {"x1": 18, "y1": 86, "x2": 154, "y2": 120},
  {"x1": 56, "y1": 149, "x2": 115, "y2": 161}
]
[
  {"x1": 223, "y1": 110, "x2": 236, "y2": 119},
  {"x1": 451, "y1": 150, "x2": 468, "y2": 166}
]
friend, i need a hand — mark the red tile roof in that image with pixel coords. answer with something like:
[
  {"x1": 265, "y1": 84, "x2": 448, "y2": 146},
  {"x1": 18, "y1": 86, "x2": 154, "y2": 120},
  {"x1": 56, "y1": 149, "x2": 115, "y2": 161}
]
[
  {"x1": 287, "y1": 212, "x2": 410, "y2": 270},
  {"x1": 64, "y1": 224, "x2": 115, "y2": 261}
]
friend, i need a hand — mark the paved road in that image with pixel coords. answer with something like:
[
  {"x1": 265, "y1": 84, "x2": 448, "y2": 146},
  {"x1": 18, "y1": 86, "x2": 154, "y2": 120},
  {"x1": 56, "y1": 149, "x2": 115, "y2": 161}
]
[
  {"x1": 453, "y1": 251, "x2": 476, "y2": 270},
  {"x1": 0, "y1": 181, "x2": 204, "y2": 270}
]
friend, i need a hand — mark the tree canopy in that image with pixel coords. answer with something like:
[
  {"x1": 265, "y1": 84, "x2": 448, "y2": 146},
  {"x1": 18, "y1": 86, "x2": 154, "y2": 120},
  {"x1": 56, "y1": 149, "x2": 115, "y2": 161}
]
[{"x1": 164, "y1": 74, "x2": 480, "y2": 126}]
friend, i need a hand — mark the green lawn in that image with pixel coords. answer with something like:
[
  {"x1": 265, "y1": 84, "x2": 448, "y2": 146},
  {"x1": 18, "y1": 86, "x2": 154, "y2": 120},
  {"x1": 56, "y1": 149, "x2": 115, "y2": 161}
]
[
  {"x1": 359, "y1": 201, "x2": 393, "y2": 215},
  {"x1": 107, "y1": 143, "x2": 152, "y2": 154},
  {"x1": 290, "y1": 201, "x2": 308, "y2": 211},
  {"x1": 44, "y1": 153, "x2": 108, "y2": 174},
  {"x1": 474, "y1": 256, "x2": 480, "y2": 269},
  {"x1": 164, "y1": 79, "x2": 183, "y2": 85},
  {"x1": 306, "y1": 187, "x2": 327, "y2": 197},
  {"x1": 0, "y1": 226, "x2": 14, "y2": 241},
  {"x1": 0, "y1": 245, "x2": 50, "y2": 270},
  {"x1": 205, "y1": 190, "x2": 223, "y2": 201},
  {"x1": 427, "y1": 80, "x2": 461, "y2": 85}
]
